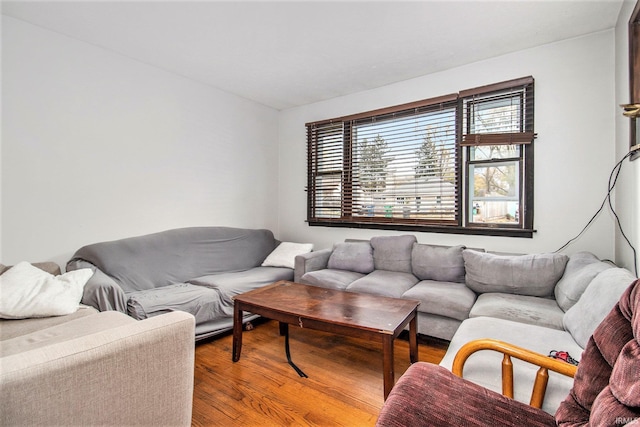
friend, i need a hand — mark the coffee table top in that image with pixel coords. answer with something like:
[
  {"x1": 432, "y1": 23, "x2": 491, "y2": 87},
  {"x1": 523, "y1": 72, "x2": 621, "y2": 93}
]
[{"x1": 233, "y1": 280, "x2": 420, "y2": 334}]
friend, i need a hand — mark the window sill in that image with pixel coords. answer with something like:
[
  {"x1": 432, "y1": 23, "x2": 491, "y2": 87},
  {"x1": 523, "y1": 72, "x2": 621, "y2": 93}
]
[{"x1": 307, "y1": 220, "x2": 535, "y2": 238}]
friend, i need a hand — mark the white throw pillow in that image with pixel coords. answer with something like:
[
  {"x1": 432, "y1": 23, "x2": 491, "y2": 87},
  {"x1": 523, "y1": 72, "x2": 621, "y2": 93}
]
[
  {"x1": 0, "y1": 261, "x2": 94, "y2": 319},
  {"x1": 261, "y1": 242, "x2": 313, "y2": 269}
]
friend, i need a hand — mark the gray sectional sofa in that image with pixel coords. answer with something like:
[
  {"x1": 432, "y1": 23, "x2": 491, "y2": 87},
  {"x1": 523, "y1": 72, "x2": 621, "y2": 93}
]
[
  {"x1": 67, "y1": 226, "x2": 306, "y2": 340},
  {"x1": 295, "y1": 234, "x2": 637, "y2": 413}
]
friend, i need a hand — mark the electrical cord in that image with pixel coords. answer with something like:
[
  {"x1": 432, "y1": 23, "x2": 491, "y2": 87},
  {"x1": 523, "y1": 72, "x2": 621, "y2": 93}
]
[{"x1": 555, "y1": 150, "x2": 638, "y2": 277}]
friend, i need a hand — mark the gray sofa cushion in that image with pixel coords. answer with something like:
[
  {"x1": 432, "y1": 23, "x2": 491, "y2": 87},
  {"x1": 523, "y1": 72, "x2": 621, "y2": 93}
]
[
  {"x1": 346, "y1": 270, "x2": 418, "y2": 298},
  {"x1": 463, "y1": 250, "x2": 569, "y2": 297},
  {"x1": 563, "y1": 267, "x2": 636, "y2": 348},
  {"x1": 469, "y1": 293, "x2": 565, "y2": 330},
  {"x1": 554, "y1": 251, "x2": 613, "y2": 312},
  {"x1": 300, "y1": 269, "x2": 364, "y2": 290},
  {"x1": 188, "y1": 266, "x2": 294, "y2": 315},
  {"x1": 411, "y1": 243, "x2": 466, "y2": 283},
  {"x1": 415, "y1": 312, "x2": 462, "y2": 341},
  {"x1": 370, "y1": 235, "x2": 417, "y2": 273},
  {"x1": 327, "y1": 242, "x2": 374, "y2": 274},
  {"x1": 402, "y1": 280, "x2": 476, "y2": 321}
]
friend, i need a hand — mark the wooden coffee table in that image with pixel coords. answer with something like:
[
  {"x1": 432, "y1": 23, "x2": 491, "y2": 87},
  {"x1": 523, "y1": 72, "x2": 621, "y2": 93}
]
[{"x1": 232, "y1": 280, "x2": 420, "y2": 399}]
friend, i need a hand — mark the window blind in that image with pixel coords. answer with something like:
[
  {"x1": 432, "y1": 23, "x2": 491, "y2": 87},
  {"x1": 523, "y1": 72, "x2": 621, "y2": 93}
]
[{"x1": 307, "y1": 95, "x2": 460, "y2": 225}]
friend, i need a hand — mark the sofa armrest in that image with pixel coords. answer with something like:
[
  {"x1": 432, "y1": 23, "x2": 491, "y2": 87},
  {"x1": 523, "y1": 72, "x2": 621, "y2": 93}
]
[
  {"x1": 1, "y1": 311, "x2": 196, "y2": 426},
  {"x1": 452, "y1": 338, "x2": 577, "y2": 409},
  {"x1": 67, "y1": 259, "x2": 128, "y2": 313},
  {"x1": 294, "y1": 248, "x2": 332, "y2": 282}
]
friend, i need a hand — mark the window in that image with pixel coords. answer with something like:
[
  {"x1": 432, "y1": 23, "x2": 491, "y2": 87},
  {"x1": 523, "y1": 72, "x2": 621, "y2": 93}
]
[
  {"x1": 461, "y1": 78, "x2": 535, "y2": 231},
  {"x1": 306, "y1": 77, "x2": 535, "y2": 237}
]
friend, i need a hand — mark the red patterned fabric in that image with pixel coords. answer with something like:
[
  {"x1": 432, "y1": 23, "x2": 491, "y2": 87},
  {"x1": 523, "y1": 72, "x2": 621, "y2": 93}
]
[
  {"x1": 376, "y1": 362, "x2": 555, "y2": 427},
  {"x1": 556, "y1": 279, "x2": 640, "y2": 426},
  {"x1": 377, "y1": 279, "x2": 640, "y2": 427}
]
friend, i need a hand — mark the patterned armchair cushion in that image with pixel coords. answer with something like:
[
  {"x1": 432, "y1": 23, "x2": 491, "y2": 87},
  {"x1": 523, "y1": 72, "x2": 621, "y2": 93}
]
[{"x1": 556, "y1": 279, "x2": 640, "y2": 425}]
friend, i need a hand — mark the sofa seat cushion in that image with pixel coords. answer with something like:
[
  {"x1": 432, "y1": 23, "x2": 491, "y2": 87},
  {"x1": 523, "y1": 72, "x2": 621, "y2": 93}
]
[
  {"x1": 470, "y1": 293, "x2": 564, "y2": 330},
  {"x1": 554, "y1": 251, "x2": 613, "y2": 312},
  {"x1": 563, "y1": 267, "x2": 636, "y2": 348},
  {"x1": 0, "y1": 311, "x2": 135, "y2": 357},
  {"x1": 440, "y1": 317, "x2": 582, "y2": 414},
  {"x1": 127, "y1": 283, "x2": 225, "y2": 324},
  {"x1": 300, "y1": 269, "x2": 364, "y2": 290},
  {"x1": 402, "y1": 280, "x2": 476, "y2": 321},
  {"x1": 346, "y1": 270, "x2": 418, "y2": 298},
  {"x1": 188, "y1": 266, "x2": 294, "y2": 314},
  {"x1": 463, "y1": 250, "x2": 569, "y2": 297},
  {"x1": 415, "y1": 312, "x2": 462, "y2": 341}
]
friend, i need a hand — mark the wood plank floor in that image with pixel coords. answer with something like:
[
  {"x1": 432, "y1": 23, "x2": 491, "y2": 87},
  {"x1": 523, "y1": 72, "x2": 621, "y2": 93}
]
[{"x1": 191, "y1": 319, "x2": 449, "y2": 427}]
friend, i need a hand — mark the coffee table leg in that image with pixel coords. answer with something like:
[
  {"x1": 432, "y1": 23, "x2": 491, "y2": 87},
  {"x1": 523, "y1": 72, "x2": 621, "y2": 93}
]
[
  {"x1": 382, "y1": 336, "x2": 394, "y2": 400},
  {"x1": 409, "y1": 312, "x2": 418, "y2": 363},
  {"x1": 232, "y1": 302, "x2": 243, "y2": 362}
]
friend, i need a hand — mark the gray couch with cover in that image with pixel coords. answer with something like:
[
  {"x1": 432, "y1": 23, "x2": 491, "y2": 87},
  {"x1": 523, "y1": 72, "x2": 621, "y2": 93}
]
[
  {"x1": 67, "y1": 226, "x2": 301, "y2": 340},
  {"x1": 295, "y1": 235, "x2": 637, "y2": 413}
]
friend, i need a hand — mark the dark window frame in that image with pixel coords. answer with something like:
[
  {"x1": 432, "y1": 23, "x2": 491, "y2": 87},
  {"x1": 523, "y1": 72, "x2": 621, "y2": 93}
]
[
  {"x1": 306, "y1": 77, "x2": 535, "y2": 237},
  {"x1": 629, "y1": 0, "x2": 640, "y2": 160}
]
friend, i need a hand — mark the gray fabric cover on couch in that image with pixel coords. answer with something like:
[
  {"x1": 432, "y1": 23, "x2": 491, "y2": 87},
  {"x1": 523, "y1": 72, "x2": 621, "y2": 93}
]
[{"x1": 67, "y1": 226, "x2": 297, "y2": 340}]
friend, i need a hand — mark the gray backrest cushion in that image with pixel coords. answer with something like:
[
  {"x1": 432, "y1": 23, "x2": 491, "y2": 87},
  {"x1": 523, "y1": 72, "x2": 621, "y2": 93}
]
[
  {"x1": 68, "y1": 227, "x2": 278, "y2": 292},
  {"x1": 463, "y1": 250, "x2": 569, "y2": 297},
  {"x1": 554, "y1": 251, "x2": 613, "y2": 312},
  {"x1": 412, "y1": 243, "x2": 466, "y2": 283},
  {"x1": 562, "y1": 267, "x2": 636, "y2": 348},
  {"x1": 370, "y1": 235, "x2": 417, "y2": 273},
  {"x1": 327, "y1": 242, "x2": 374, "y2": 274}
]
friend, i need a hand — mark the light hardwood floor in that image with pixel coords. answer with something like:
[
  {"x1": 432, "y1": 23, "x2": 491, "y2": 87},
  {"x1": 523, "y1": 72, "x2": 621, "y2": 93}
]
[{"x1": 191, "y1": 319, "x2": 448, "y2": 427}]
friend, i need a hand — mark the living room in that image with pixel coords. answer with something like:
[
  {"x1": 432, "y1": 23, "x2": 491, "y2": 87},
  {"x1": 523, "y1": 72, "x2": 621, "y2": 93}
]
[
  {"x1": 1, "y1": 0, "x2": 638, "y2": 270},
  {"x1": 2, "y1": 0, "x2": 640, "y2": 426}
]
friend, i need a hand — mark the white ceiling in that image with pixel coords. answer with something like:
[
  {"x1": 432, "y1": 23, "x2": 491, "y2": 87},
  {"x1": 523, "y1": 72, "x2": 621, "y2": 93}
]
[{"x1": 2, "y1": 0, "x2": 625, "y2": 110}]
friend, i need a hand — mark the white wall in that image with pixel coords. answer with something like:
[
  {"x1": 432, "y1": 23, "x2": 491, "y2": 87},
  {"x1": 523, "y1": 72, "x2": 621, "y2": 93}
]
[
  {"x1": 278, "y1": 31, "x2": 618, "y2": 260},
  {"x1": 614, "y1": 0, "x2": 640, "y2": 276},
  {"x1": 1, "y1": 16, "x2": 280, "y2": 266},
  {"x1": 4, "y1": 15, "x2": 632, "y2": 271}
]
